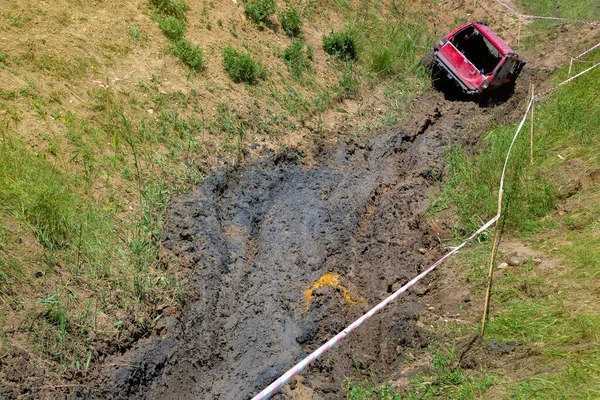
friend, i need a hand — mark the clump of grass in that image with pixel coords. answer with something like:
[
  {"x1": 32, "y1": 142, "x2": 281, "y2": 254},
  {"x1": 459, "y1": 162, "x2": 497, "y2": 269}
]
[
  {"x1": 369, "y1": 47, "x2": 394, "y2": 75},
  {"x1": 282, "y1": 39, "x2": 312, "y2": 80},
  {"x1": 323, "y1": 30, "x2": 358, "y2": 60},
  {"x1": 244, "y1": 0, "x2": 277, "y2": 28},
  {"x1": 170, "y1": 39, "x2": 205, "y2": 71},
  {"x1": 149, "y1": 0, "x2": 187, "y2": 20},
  {"x1": 336, "y1": 65, "x2": 359, "y2": 99},
  {"x1": 279, "y1": 5, "x2": 302, "y2": 37},
  {"x1": 222, "y1": 46, "x2": 266, "y2": 84},
  {"x1": 127, "y1": 24, "x2": 147, "y2": 42},
  {"x1": 157, "y1": 15, "x2": 187, "y2": 40}
]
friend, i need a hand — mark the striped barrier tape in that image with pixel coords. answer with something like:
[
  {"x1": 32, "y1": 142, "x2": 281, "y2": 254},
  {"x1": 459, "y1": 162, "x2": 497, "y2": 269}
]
[
  {"x1": 88, "y1": 79, "x2": 109, "y2": 89},
  {"x1": 251, "y1": 215, "x2": 499, "y2": 400},
  {"x1": 535, "y1": 61, "x2": 600, "y2": 99},
  {"x1": 573, "y1": 42, "x2": 600, "y2": 61},
  {"x1": 491, "y1": 0, "x2": 522, "y2": 17},
  {"x1": 491, "y1": 0, "x2": 600, "y2": 27}
]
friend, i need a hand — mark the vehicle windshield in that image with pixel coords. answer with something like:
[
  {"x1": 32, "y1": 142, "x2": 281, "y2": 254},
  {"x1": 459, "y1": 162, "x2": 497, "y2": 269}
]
[{"x1": 451, "y1": 26, "x2": 502, "y2": 74}]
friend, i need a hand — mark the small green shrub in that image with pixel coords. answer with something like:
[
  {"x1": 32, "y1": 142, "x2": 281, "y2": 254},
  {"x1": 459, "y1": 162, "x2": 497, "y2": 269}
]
[
  {"x1": 157, "y1": 15, "x2": 187, "y2": 40},
  {"x1": 0, "y1": 53, "x2": 7, "y2": 63},
  {"x1": 369, "y1": 47, "x2": 394, "y2": 75},
  {"x1": 244, "y1": 0, "x2": 276, "y2": 27},
  {"x1": 283, "y1": 39, "x2": 312, "y2": 80},
  {"x1": 323, "y1": 30, "x2": 357, "y2": 60},
  {"x1": 222, "y1": 46, "x2": 266, "y2": 84},
  {"x1": 149, "y1": 0, "x2": 187, "y2": 20},
  {"x1": 279, "y1": 5, "x2": 302, "y2": 37},
  {"x1": 170, "y1": 39, "x2": 204, "y2": 70}
]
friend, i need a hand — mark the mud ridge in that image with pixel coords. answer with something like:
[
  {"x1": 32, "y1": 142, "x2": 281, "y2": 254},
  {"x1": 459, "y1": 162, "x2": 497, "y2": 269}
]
[{"x1": 106, "y1": 88, "x2": 530, "y2": 399}]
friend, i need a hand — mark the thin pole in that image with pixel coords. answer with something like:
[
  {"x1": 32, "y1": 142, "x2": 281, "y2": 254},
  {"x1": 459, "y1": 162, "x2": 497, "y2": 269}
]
[
  {"x1": 568, "y1": 58, "x2": 573, "y2": 77},
  {"x1": 517, "y1": 17, "x2": 522, "y2": 48},
  {"x1": 106, "y1": 76, "x2": 111, "y2": 132},
  {"x1": 530, "y1": 84, "x2": 535, "y2": 164},
  {"x1": 481, "y1": 191, "x2": 503, "y2": 336}
]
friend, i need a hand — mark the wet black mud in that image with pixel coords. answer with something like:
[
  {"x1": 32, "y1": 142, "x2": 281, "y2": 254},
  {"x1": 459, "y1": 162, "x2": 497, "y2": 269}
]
[{"x1": 106, "y1": 89, "x2": 529, "y2": 399}]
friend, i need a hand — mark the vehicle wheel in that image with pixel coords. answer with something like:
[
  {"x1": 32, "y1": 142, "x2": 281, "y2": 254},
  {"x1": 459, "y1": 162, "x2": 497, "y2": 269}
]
[{"x1": 420, "y1": 50, "x2": 435, "y2": 69}]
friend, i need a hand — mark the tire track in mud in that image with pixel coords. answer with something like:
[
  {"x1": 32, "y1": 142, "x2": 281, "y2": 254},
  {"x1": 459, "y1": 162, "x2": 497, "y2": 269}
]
[{"x1": 107, "y1": 89, "x2": 529, "y2": 399}]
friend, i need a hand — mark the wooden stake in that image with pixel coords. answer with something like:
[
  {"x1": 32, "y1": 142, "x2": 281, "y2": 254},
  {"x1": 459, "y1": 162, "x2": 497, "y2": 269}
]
[
  {"x1": 481, "y1": 191, "x2": 503, "y2": 336},
  {"x1": 106, "y1": 76, "x2": 111, "y2": 132},
  {"x1": 517, "y1": 17, "x2": 522, "y2": 49},
  {"x1": 530, "y1": 84, "x2": 535, "y2": 164},
  {"x1": 568, "y1": 58, "x2": 573, "y2": 77}
]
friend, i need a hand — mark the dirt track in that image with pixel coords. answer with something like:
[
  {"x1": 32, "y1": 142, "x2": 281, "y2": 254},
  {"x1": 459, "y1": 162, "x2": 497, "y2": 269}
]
[{"x1": 106, "y1": 85, "x2": 531, "y2": 399}]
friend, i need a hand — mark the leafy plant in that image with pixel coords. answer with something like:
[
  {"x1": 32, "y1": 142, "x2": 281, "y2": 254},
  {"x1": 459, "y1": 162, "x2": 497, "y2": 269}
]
[
  {"x1": 279, "y1": 5, "x2": 302, "y2": 37},
  {"x1": 170, "y1": 39, "x2": 205, "y2": 71},
  {"x1": 149, "y1": 0, "x2": 187, "y2": 20},
  {"x1": 244, "y1": 0, "x2": 277, "y2": 27},
  {"x1": 157, "y1": 15, "x2": 187, "y2": 40},
  {"x1": 282, "y1": 39, "x2": 312, "y2": 80},
  {"x1": 222, "y1": 46, "x2": 266, "y2": 83},
  {"x1": 323, "y1": 30, "x2": 358, "y2": 60},
  {"x1": 369, "y1": 47, "x2": 394, "y2": 75}
]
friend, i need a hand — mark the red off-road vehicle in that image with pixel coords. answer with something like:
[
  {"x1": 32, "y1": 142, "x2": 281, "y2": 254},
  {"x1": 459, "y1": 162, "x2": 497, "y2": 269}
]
[{"x1": 424, "y1": 22, "x2": 526, "y2": 95}]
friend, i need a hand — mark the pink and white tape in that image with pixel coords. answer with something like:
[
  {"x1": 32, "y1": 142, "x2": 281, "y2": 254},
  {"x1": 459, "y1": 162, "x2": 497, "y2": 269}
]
[
  {"x1": 573, "y1": 42, "x2": 600, "y2": 61},
  {"x1": 88, "y1": 79, "x2": 109, "y2": 89},
  {"x1": 535, "y1": 61, "x2": 600, "y2": 99}
]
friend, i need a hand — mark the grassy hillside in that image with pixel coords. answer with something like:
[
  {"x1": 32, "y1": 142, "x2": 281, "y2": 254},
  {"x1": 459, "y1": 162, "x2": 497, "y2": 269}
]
[{"x1": 0, "y1": 0, "x2": 439, "y2": 389}]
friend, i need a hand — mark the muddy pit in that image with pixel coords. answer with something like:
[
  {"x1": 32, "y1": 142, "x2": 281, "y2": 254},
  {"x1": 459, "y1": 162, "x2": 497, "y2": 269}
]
[{"x1": 107, "y1": 88, "x2": 531, "y2": 399}]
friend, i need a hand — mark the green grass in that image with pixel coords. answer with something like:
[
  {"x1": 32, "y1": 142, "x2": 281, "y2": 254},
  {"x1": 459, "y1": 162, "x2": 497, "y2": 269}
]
[
  {"x1": 279, "y1": 5, "x2": 302, "y2": 37},
  {"x1": 157, "y1": 15, "x2": 187, "y2": 40},
  {"x1": 282, "y1": 39, "x2": 313, "y2": 80},
  {"x1": 0, "y1": 130, "x2": 183, "y2": 372},
  {"x1": 149, "y1": 0, "x2": 187, "y2": 20},
  {"x1": 323, "y1": 30, "x2": 358, "y2": 60},
  {"x1": 517, "y1": 0, "x2": 600, "y2": 20},
  {"x1": 244, "y1": 0, "x2": 276, "y2": 28},
  {"x1": 222, "y1": 46, "x2": 266, "y2": 83},
  {"x1": 508, "y1": 348, "x2": 600, "y2": 400},
  {"x1": 170, "y1": 39, "x2": 205, "y2": 71}
]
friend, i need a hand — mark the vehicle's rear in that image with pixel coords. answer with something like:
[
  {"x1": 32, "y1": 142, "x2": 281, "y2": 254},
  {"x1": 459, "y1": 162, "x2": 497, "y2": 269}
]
[{"x1": 432, "y1": 22, "x2": 525, "y2": 94}]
